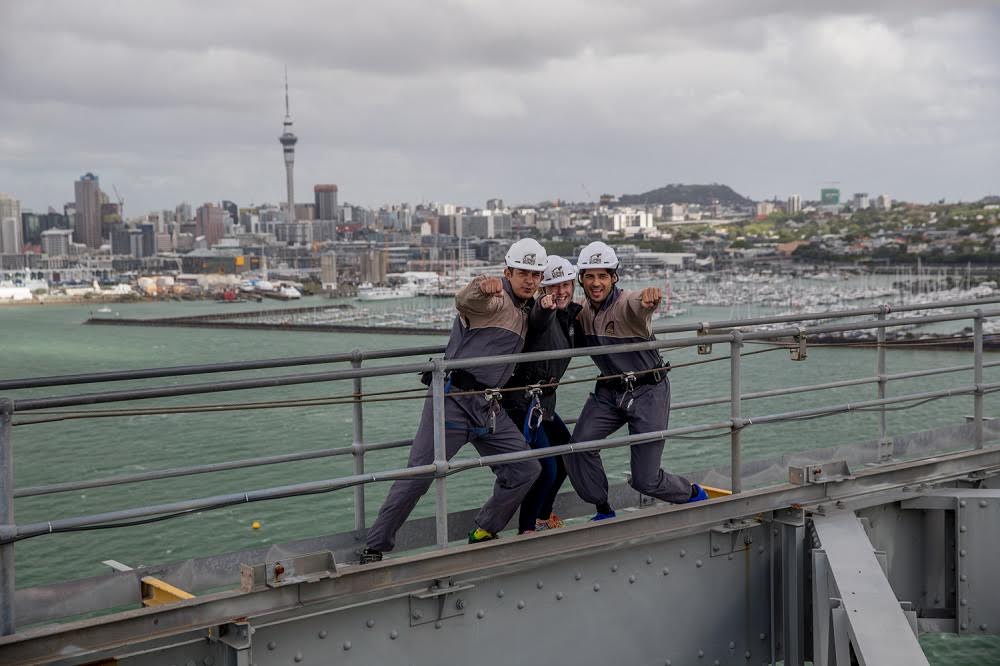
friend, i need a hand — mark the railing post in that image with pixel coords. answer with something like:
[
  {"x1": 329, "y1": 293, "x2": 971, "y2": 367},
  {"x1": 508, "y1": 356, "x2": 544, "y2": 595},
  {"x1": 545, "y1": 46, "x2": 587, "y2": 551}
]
[
  {"x1": 350, "y1": 349, "x2": 365, "y2": 532},
  {"x1": 431, "y1": 360, "x2": 449, "y2": 548},
  {"x1": 0, "y1": 397, "x2": 15, "y2": 635},
  {"x1": 974, "y1": 310, "x2": 984, "y2": 449},
  {"x1": 730, "y1": 330, "x2": 743, "y2": 494},
  {"x1": 876, "y1": 306, "x2": 891, "y2": 461}
]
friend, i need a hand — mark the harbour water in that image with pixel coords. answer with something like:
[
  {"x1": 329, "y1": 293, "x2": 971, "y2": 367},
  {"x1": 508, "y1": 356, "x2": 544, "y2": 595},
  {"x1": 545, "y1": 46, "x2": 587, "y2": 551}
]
[{"x1": 3, "y1": 295, "x2": 1000, "y2": 662}]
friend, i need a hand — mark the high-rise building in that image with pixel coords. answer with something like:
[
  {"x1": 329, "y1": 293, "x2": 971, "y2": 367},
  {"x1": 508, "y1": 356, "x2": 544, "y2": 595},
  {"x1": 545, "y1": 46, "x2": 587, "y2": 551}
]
[
  {"x1": 875, "y1": 194, "x2": 892, "y2": 211},
  {"x1": 279, "y1": 70, "x2": 298, "y2": 223},
  {"x1": 41, "y1": 229, "x2": 74, "y2": 257},
  {"x1": 320, "y1": 253, "x2": 337, "y2": 289},
  {"x1": 0, "y1": 193, "x2": 22, "y2": 253},
  {"x1": 314, "y1": 184, "x2": 339, "y2": 220},
  {"x1": 195, "y1": 203, "x2": 226, "y2": 246},
  {"x1": 787, "y1": 194, "x2": 801, "y2": 215},
  {"x1": 820, "y1": 188, "x2": 840, "y2": 205},
  {"x1": 486, "y1": 198, "x2": 503, "y2": 211},
  {"x1": 74, "y1": 173, "x2": 103, "y2": 249},
  {"x1": 755, "y1": 201, "x2": 776, "y2": 218},
  {"x1": 852, "y1": 193, "x2": 869, "y2": 210},
  {"x1": 221, "y1": 200, "x2": 238, "y2": 227}
]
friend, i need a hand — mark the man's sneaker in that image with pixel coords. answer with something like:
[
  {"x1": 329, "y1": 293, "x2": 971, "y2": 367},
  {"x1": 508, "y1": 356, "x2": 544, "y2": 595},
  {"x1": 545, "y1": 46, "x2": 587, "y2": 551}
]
[
  {"x1": 468, "y1": 527, "x2": 497, "y2": 544},
  {"x1": 534, "y1": 519, "x2": 550, "y2": 531},
  {"x1": 359, "y1": 547, "x2": 383, "y2": 564},
  {"x1": 687, "y1": 483, "x2": 709, "y2": 503},
  {"x1": 590, "y1": 510, "x2": 616, "y2": 521},
  {"x1": 545, "y1": 513, "x2": 565, "y2": 529}
]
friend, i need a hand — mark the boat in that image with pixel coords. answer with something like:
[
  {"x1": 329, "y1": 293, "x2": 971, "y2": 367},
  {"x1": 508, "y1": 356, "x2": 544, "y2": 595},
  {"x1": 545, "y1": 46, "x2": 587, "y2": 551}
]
[{"x1": 357, "y1": 283, "x2": 418, "y2": 301}]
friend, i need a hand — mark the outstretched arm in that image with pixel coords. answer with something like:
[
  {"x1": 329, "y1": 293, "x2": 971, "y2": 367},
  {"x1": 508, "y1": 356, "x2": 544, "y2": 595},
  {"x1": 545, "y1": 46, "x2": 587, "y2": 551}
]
[{"x1": 456, "y1": 275, "x2": 505, "y2": 317}]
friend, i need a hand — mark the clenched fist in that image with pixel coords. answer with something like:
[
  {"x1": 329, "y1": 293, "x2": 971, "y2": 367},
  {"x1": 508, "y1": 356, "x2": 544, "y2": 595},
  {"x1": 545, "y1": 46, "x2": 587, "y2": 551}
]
[
  {"x1": 478, "y1": 277, "x2": 504, "y2": 297},
  {"x1": 639, "y1": 286, "x2": 662, "y2": 310}
]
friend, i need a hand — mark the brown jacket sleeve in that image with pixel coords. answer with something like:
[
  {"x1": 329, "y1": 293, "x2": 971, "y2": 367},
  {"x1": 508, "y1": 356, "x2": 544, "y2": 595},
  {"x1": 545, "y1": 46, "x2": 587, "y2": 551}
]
[
  {"x1": 622, "y1": 290, "x2": 654, "y2": 337},
  {"x1": 455, "y1": 275, "x2": 504, "y2": 318}
]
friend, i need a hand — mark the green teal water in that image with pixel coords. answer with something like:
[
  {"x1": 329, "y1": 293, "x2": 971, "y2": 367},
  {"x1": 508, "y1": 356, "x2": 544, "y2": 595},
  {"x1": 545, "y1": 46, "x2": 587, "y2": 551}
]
[{"x1": 2, "y1": 297, "x2": 999, "y2": 662}]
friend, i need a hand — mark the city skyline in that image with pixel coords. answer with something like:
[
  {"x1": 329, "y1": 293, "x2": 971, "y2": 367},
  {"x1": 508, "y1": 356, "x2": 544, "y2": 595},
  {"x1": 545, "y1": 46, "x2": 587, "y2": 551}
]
[{"x1": 1, "y1": 1, "x2": 998, "y2": 214}]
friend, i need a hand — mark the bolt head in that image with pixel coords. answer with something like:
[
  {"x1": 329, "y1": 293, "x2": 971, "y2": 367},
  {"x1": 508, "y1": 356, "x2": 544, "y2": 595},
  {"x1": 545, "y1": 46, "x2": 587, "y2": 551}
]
[{"x1": 318, "y1": 630, "x2": 328, "y2": 639}]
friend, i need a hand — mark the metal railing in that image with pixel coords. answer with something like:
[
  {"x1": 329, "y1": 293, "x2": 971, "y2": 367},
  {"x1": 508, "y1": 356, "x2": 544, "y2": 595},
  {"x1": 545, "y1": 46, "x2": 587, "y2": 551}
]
[{"x1": 1, "y1": 295, "x2": 999, "y2": 635}]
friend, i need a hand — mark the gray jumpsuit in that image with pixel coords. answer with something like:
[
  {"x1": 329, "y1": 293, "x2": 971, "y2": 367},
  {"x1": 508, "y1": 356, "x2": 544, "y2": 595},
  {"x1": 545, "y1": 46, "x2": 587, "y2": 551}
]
[
  {"x1": 564, "y1": 287, "x2": 692, "y2": 507},
  {"x1": 365, "y1": 277, "x2": 541, "y2": 552}
]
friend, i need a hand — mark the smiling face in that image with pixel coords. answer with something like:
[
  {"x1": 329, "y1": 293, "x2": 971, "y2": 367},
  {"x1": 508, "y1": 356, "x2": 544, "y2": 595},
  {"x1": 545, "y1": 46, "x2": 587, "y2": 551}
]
[
  {"x1": 543, "y1": 279, "x2": 574, "y2": 309},
  {"x1": 580, "y1": 269, "x2": 615, "y2": 304},
  {"x1": 504, "y1": 267, "x2": 543, "y2": 300}
]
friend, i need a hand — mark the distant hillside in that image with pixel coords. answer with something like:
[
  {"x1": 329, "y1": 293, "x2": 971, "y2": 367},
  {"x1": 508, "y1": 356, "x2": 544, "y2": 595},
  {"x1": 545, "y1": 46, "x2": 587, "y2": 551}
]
[
  {"x1": 618, "y1": 183, "x2": 752, "y2": 207},
  {"x1": 978, "y1": 195, "x2": 1000, "y2": 205}
]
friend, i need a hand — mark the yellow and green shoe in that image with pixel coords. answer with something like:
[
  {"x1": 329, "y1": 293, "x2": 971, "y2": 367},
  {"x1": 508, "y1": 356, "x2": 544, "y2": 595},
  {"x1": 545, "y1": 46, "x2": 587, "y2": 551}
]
[{"x1": 468, "y1": 527, "x2": 497, "y2": 544}]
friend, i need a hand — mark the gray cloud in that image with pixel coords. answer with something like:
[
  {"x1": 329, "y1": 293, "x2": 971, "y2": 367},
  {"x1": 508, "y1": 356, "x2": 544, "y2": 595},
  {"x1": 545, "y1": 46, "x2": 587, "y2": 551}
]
[{"x1": 1, "y1": 1, "x2": 997, "y2": 213}]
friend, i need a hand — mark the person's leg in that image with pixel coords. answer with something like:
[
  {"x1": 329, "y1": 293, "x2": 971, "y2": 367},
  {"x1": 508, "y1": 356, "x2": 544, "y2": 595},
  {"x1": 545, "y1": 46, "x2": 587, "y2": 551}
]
[
  {"x1": 537, "y1": 413, "x2": 570, "y2": 521},
  {"x1": 509, "y1": 406, "x2": 546, "y2": 534},
  {"x1": 626, "y1": 379, "x2": 692, "y2": 504},
  {"x1": 365, "y1": 396, "x2": 469, "y2": 552},
  {"x1": 565, "y1": 386, "x2": 625, "y2": 511},
  {"x1": 470, "y1": 408, "x2": 541, "y2": 535},
  {"x1": 518, "y1": 417, "x2": 557, "y2": 532}
]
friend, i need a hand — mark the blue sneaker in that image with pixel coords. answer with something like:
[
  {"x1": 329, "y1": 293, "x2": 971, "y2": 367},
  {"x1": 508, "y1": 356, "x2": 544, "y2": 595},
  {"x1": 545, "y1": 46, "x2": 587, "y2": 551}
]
[
  {"x1": 687, "y1": 484, "x2": 708, "y2": 503},
  {"x1": 590, "y1": 510, "x2": 617, "y2": 521}
]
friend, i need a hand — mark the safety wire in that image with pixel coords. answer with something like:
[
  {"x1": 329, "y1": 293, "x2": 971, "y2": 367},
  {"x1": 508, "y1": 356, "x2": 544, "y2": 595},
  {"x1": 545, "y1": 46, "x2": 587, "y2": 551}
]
[{"x1": 12, "y1": 345, "x2": 787, "y2": 426}]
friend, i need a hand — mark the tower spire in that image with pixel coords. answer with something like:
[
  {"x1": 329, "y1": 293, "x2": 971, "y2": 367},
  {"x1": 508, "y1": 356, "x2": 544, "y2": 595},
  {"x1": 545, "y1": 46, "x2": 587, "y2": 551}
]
[
  {"x1": 284, "y1": 65, "x2": 290, "y2": 119},
  {"x1": 279, "y1": 67, "x2": 298, "y2": 224}
]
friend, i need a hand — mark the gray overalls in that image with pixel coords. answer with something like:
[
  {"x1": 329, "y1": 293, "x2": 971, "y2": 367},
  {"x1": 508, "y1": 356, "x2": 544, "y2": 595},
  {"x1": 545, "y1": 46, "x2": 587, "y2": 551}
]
[
  {"x1": 565, "y1": 287, "x2": 692, "y2": 507},
  {"x1": 365, "y1": 277, "x2": 541, "y2": 552}
]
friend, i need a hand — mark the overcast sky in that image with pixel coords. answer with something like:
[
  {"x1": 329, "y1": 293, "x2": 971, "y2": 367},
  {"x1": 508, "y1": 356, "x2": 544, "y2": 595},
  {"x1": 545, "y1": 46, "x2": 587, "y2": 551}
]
[{"x1": 1, "y1": 1, "x2": 998, "y2": 215}]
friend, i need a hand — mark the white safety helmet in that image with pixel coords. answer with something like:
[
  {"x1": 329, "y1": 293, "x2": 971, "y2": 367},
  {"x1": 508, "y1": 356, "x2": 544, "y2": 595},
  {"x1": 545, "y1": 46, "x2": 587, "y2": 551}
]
[
  {"x1": 576, "y1": 241, "x2": 619, "y2": 271},
  {"x1": 505, "y1": 238, "x2": 547, "y2": 272},
  {"x1": 541, "y1": 256, "x2": 577, "y2": 286}
]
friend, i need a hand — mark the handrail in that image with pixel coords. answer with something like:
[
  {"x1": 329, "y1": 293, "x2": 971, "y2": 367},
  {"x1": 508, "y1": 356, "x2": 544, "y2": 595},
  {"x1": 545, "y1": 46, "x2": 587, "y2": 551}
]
[
  {"x1": 0, "y1": 295, "x2": 998, "y2": 635},
  {"x1": 4, "y1": 294, "x2": 999, "y2": 392}
]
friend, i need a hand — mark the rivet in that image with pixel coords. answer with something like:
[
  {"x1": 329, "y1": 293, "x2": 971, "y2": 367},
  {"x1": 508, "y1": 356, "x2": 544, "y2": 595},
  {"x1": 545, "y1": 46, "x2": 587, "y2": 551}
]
[
  {"x1": 497, "y1": 589, "x2": 505, "y2": 598},
  {"x1": 980, "y1": 500, "x2": 988, "y2": 508},
  {"x1": 186, "y1": 661, "x2": 195, "y2": 666},
  {"x1": 343, "y1": 641, "x2": 352, "y2": 651},
  {"x1": 728, "y1": 554, "x2": 734, "y2": 561},
  {"x1": 962, "y1": 623, "x2": 968, "y2": 630},
  {"x1": 663, "y1": 567, "x2": 670, "y2": 576},
  {"x1": 665, "y1": 660, "x2": 672, "y2": 666},
  {"x1": 759, "y1": 633, "x2": 767, "y2": 640},
  {"x1": 629, "y1": 575, "x2": 636, "y2": 583},
  {"x1": 961, "y1": 598, "x2": 968, "y2": 606},
  {"x1": 412, "y1": 610, "x2": 422, "y2": 620},
  {"x1": 758, "y1": 546, "x2": 765, "y2": 554},
  {"x1": 729, "y1": 641, "x2": 736, "y2": 649},
  {"x1": 715, "y1": 660, "x2": 721, "y2": 665},
  {"x1": 961, "y1": 574, "x2": 968, "y2": 582},
  {"x1": 267, "y1": 641, "x2": 277, "y2": 651},
  {"x1": 517, "y1": 600, "x2": 526, "y2": 610},
  {"x1": 366, "y1": 619, "x2": 375, "y2": 628},
  {"x1": 647, "y1": 556, "x2": 654, "y2": 565},
  {"x1": 960, "y1": 525, "x2": 967, "y2": 532},
  {"x1": 204, "y1": 659, "x2": 215, "y2": 666},
  {"x1": 477, "y1": 610, "x2": 485, "y2": 619},
  {"x1": 960, "y1": 500, "x2": 967, "y2": 508},
  {"x1": 556, "y1": 592, "x2": 564, "y2": 600},
  {"x1": 696, "y1": 560, "x2": 703, "y2": 568},
  {"x1": 574, "y1": 572, "x2": 582, "y2": 581},
  {"x1": 537, "y1": 581, "x2": 544, "y2": 589},
  {"x1": 611, "y1": 564, "x2": 618, "y2": 572},
  {"x1": 318, "y1": 630, "x2": 328, "y2": 639},
  {"x1": 294, "y1": 653, "x2": 303, "y2": 662},
  {"x1": 713, "y1": 544, "x2": 720, "y2": 552},
  {"x1": 390, "y1": 629, "x2": 399, "y2": 639},
  {"x1": 698, "y1": 649, "x2": 704, "y2": 658},
  {"x1": 745, "y1": 650, "x2": 751, "y2": 659},
  {"x1": 961, "y1": 549, "x2": 967, "y2": 557},
  {"x1": 435, "y1": 621, "x2": 442, "y2": 629},
  {"x1": 680, "y1": 549, "x2": 687, "y2": 558},
  {"x1": 981, "y1": 624, "x2": 988, "y2": 631},
  {"x1": 594, "y1": 583, "x2": 601, "y2": 592}
]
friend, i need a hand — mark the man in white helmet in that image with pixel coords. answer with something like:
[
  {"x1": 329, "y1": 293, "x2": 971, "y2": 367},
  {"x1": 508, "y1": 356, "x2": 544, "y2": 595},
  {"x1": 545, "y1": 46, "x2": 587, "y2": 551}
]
[
  {"x1": 565, "y1": 241, "x2": 707, "y2": 522},
  {"x1": 361, "y1": 238, "x2": 547, "y2": 562},
  {"x1": 501, "y1": 255, "x2": 581, "y2": 533}
]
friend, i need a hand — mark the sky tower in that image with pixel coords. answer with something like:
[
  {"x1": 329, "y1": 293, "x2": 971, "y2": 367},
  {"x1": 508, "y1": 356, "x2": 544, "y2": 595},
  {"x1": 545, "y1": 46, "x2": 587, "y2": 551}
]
[{"x1": 279, "y1": 68, "x2": 298, "y2": 223}]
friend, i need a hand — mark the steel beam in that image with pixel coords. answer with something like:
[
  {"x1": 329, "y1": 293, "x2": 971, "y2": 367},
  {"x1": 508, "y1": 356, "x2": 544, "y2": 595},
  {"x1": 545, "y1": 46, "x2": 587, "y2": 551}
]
[{"x1": 811, "y1": 509, "x2": 929, "y2": 665}]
